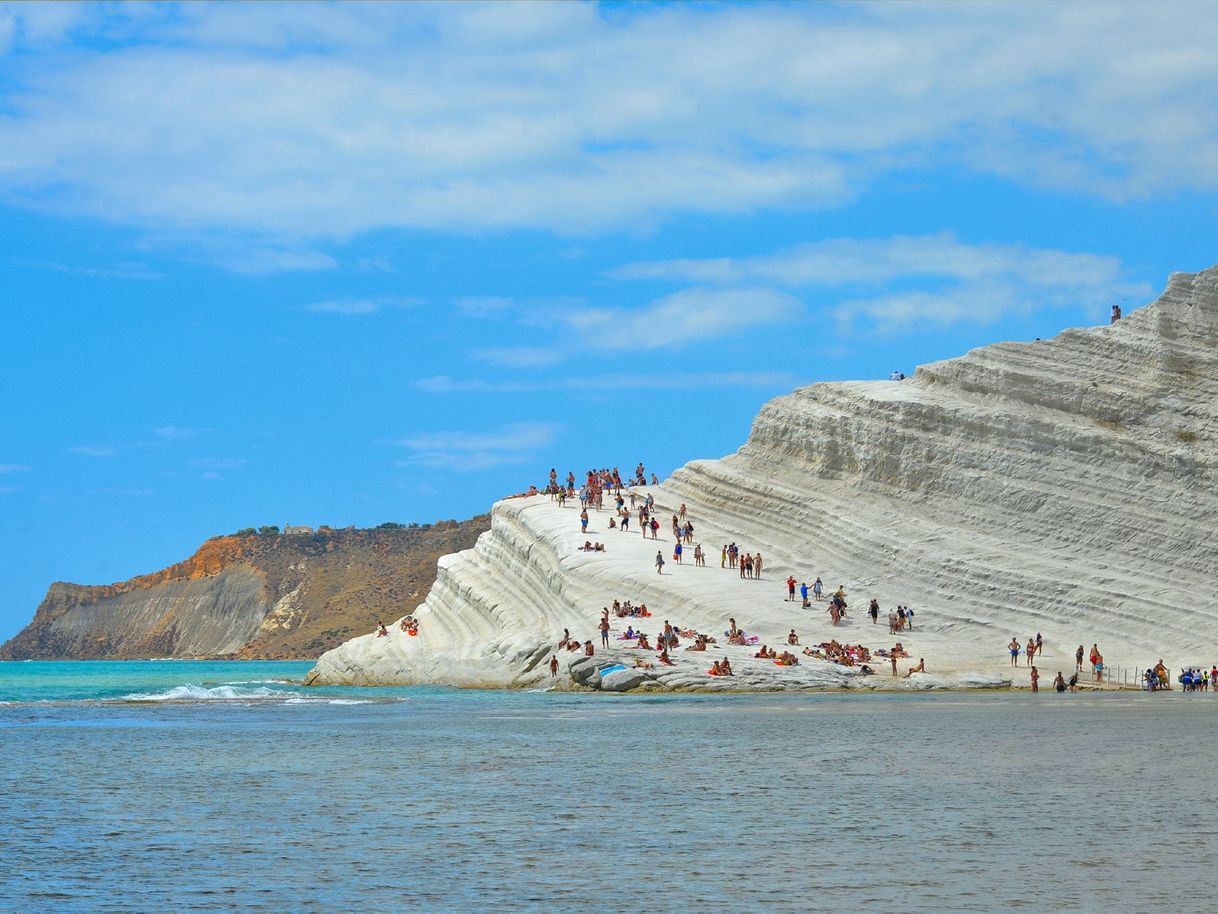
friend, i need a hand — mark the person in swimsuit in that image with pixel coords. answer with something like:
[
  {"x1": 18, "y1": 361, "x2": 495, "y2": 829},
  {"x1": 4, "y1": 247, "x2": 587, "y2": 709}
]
[
  {"x1": 904, "y1": 658, "x2": 925, "y2": 677},
  {"x1": 599, "y1": 616, "x2": 610, "y2": 648},
  {"x1": 1009, "y1": 638, "x2": 1021, "y2": 666},
  {"x1": 1026, "y1": 637, "x2": 1036, "y2": 666},
  {"x1": 1030, "y1": 666, "x2": 1039, "y2": 692},
  {"x1": 1053, "y1": 671, "x2": 1065, "y2": 692},
  {"x1": 1075, "y1": 644, "x2": 1085, "y2": 672},
  {"x1": 550, "y1": 655, "x2": 559, "y2": 677},
  {"x1": 813, "y1": 578, "x2": 823, "y2": 601},
  {"x1": 787, "y1": 576, "x2": 797, "y2": 601}
]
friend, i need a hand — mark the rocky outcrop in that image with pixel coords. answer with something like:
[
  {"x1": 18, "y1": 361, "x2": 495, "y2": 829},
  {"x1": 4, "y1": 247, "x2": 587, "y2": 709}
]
[
  {"x1": 0, "y1": 519, "x2": 489, "y2": 660},
  {"x1": 307, "y1": 265, "x2": 1218, "y2": 691}
]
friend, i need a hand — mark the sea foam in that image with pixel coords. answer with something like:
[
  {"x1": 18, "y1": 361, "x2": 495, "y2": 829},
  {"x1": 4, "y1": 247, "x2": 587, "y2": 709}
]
[{"x1": 119, "y1": 683, "x2": 288, "y2": 702}]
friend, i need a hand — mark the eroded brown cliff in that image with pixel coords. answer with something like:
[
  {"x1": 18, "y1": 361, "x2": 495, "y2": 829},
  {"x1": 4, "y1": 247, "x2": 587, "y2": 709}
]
[{"x1": 0, "y1": 518, "x2": 489, "y2": 660}]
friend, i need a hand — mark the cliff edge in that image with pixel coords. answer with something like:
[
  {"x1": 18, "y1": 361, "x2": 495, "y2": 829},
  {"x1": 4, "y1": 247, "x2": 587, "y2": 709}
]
[
  {"x1": 0, "y1": 518, "x2": 489, "y2": 660},
  {"x1": 307, "y1": 265, "x2": 1218, "y2": 691}
]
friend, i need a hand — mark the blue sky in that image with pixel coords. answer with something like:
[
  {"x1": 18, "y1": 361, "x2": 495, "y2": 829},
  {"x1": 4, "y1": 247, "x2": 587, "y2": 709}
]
[{"x1": 1, "y1": 2, "x2": 1216, "y2": 641}]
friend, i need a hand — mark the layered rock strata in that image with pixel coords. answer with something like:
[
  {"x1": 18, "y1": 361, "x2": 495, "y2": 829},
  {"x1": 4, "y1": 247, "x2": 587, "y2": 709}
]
[
  {"x1": 1, "y1": 519, "x2": 488, "y2": 660},
  {"x1": 308, "y1": 267, "x2": 1218, "y2": 690}
]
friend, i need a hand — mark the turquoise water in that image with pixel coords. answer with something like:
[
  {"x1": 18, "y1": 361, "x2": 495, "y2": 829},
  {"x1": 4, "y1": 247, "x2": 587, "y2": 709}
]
[{"x1": 2, "y1": 661, "x2": 1215, "y2": 912}]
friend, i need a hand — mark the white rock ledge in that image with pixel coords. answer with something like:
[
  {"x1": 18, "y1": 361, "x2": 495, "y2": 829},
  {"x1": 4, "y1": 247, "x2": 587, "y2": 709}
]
[{"x1": 307, "y1": 266, "x2": 1218, "y2": 693}]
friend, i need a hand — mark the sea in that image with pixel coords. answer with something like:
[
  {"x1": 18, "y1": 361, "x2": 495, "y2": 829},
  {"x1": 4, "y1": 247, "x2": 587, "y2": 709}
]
[{"x1": 1, "y1": 660, "x2": 1215, "y2": 913}]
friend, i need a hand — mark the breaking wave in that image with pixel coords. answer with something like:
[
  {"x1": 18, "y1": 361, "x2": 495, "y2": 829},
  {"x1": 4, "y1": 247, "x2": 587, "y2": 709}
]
[{"x1": 119, "y1": 683, "x2": 291, "y2": 702}]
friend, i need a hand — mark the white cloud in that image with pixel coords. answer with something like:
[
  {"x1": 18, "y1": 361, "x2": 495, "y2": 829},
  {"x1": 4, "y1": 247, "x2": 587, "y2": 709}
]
[
  {"x1": 13, "y1": 258, "x2": 165, "y2": 280},
  {"x1": 190, "y1": 457, "x2": 246, "y2": 470},
  {"x1": 413, "y1": 371, "x2": 795, "y2": 394},
  {"x1": 215, "y1": 247, "x2": 336, "y2": 275},
  {"x1": 455, "y1": 296, "x2": 516, "y2": 318},
  {"x1": 394, "y1": 420, "x2": 558, "y2": 472},
  {"x1": 0, "y1": 4, "x2": 1215, "y2": 253},
  {"x1": 302, "y1": 295, "x2": 421, "y2": 315},
  {"x1": 614, "y1": 233, "x2": 1152, "y2": 330},
  {"x1": 154, "y1": 425, "x2": 209, "y2": 441},
  {"x1": 70, "y1": 445, "x2": 116, "y2": 458},
  {"x1": 97, "y1": 486, "x2": 155, "y2": 497},
  {"x1": 567, "y1": 287, "x2": 801, "y2": 350},
  {"x1": 469, "y1": 346, "x2": 561, "y2": 368}
]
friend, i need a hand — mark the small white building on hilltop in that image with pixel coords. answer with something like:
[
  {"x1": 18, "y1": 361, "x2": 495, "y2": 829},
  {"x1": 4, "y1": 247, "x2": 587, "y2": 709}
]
[{"x1": 283, "y1": 524, "x2": 313, "y2": 535}]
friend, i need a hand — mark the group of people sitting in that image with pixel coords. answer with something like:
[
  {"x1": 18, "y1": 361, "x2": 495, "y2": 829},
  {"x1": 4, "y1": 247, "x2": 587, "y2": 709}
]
[
  {"x1": 556, "y1": 628, "x2": 596, "y2": 655},
  {"x1": 724, "y1": 618, "x2": 761, "y2": 647},
  {"x1": 803, "y1": 639, "x2": 872, "y2": 667},
  {"x1": 708, "y1": 658, "x2": 734, "y2": 676},
  {"x1": 610, "y1": 599, "x2": 652, "y2": 618},
  {"x1": 578, "y1": 541, "x2": 606, "y2": 552},
  {"x1": 375, "y1": 616, "x2": 420, "y2": 638},
  {"x1": 753, "y1": 645, "x2": 800, "y2": 665}
]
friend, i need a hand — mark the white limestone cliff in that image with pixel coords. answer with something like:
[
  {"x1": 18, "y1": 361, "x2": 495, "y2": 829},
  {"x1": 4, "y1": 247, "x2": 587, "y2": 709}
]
[{"x1": 307, "y1": 266, "x2": 1218, "y2": 691}]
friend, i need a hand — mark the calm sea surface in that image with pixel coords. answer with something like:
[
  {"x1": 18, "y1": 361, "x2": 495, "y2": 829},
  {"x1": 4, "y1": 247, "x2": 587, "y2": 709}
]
[{"x1": 1, "y1": 660, "x2": 1215, "y2": 912}]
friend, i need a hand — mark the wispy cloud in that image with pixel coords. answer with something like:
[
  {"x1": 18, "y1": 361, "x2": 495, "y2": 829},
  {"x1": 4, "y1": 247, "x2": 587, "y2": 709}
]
[
  {"x1": 394, "y1": 421, "x2": 559, "y2": 472},
  {"x1": 469, "y1": 346, "x2": 561, "y2": 368},
  {"x1": 455, "y1": 296, "x2": 516, "y2": 318},
  {"x1": 614, "y1": 234, "x2": 1152, "y2": 330},
  {"x1": 566, "y1": 287, "x2": 802, "y2": 350},
  {"x1": 97, "y1": 486, "x2": 156, "y2": 497},
  {"x1": 154, "y1": 425, "x2": 210, "y2": 441},
  {"x1": 12, "y1": 258, "x2": 165, "y2": 280},
  {"x1": 70, "y1": 445, "x2": 116, "y2": 458},
  {"x1": 190, "y1": 457, "x2": 246, "y2": 470},
  {"x1": 413, "y1": 371, "x2": 795, "y2": 394},
  {"x1": 302, "y1": 295, "x2": 421, "y2": 315},
  {"x1": 0, "y1": 463, "x2": 31, "y2": 474},
  {"x1": 213, "y1": 246, "x2": 336, "y2": 275},
  {"x1": 2, "y1": 5, "x2": 1215, "y2": 249}
]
